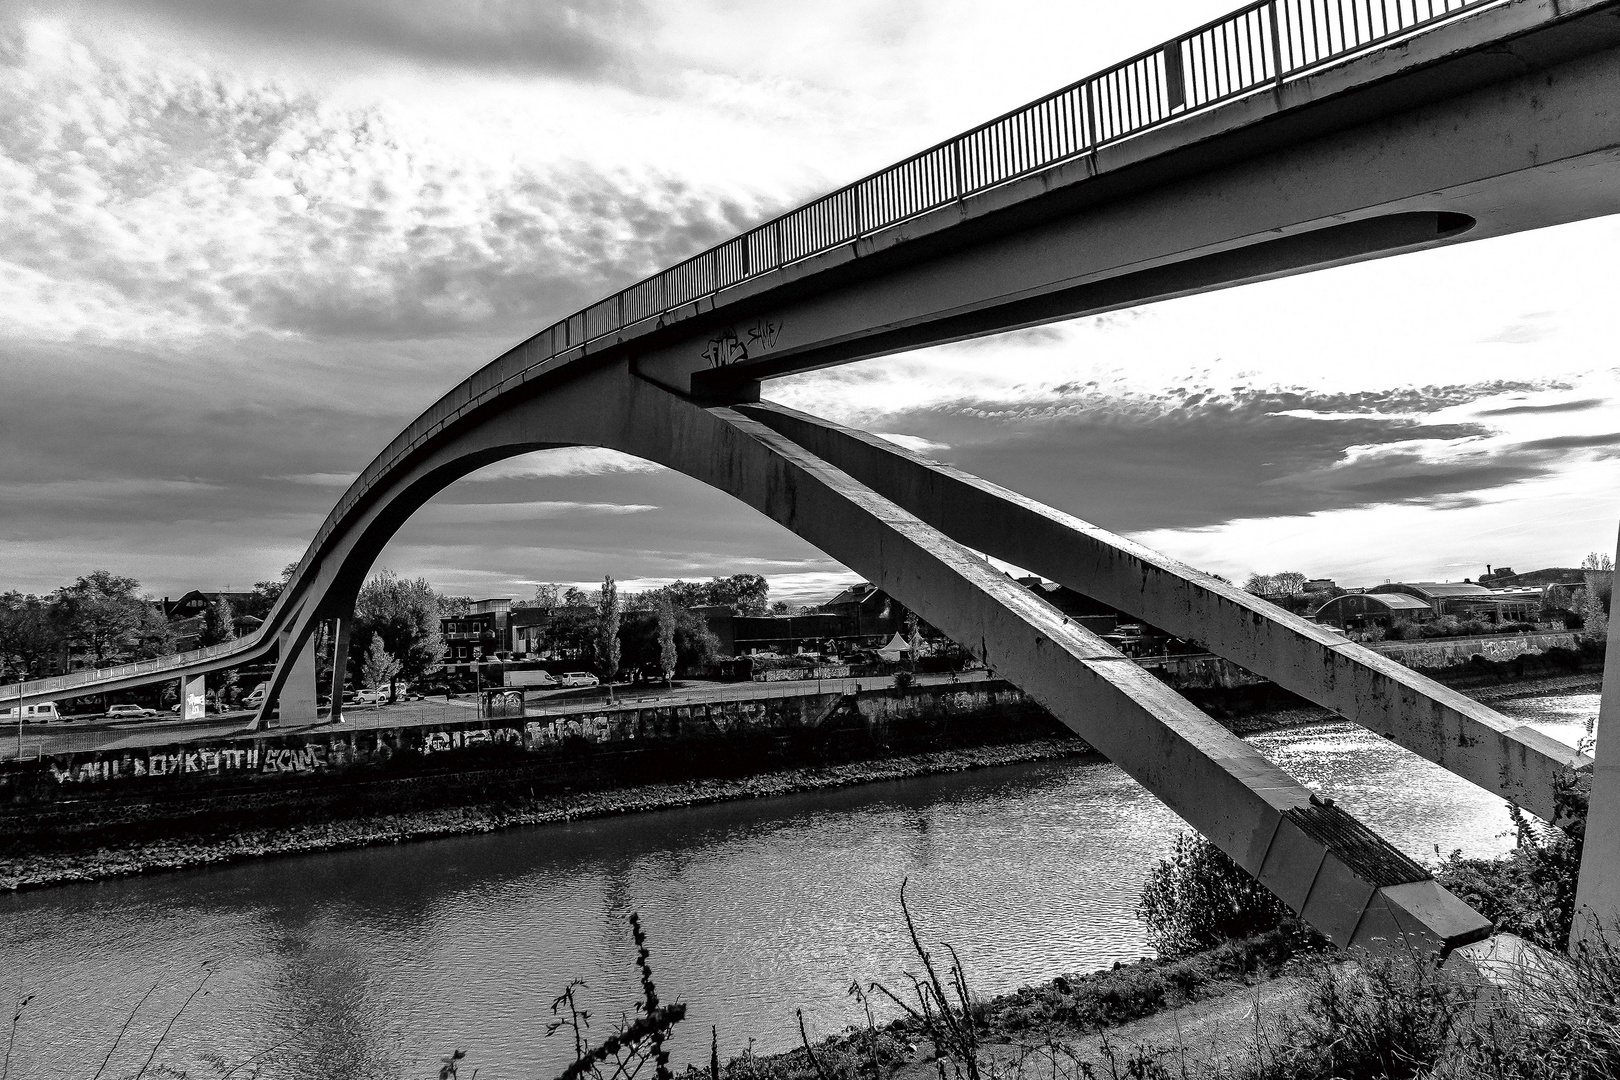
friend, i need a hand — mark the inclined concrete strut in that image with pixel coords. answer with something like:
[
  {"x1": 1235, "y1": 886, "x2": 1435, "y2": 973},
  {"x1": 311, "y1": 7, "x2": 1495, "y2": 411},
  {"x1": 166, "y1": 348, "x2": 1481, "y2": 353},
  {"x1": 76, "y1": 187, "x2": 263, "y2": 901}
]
[
  {"x1": 736, "y1": 401, "x2": 1592, "y2": 825},
  {"x1": 620, "y1": 379, "x2": 1491, "y2": 954}
]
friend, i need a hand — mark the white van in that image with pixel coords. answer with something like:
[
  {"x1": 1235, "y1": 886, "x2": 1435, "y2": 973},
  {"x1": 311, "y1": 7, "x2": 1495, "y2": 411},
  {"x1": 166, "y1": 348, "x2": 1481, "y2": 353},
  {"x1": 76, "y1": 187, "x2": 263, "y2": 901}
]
[
  {"x1": 0, "y1": 701, "x2": 60, "y2": 723},
  {"x1": 244, "y1": 682, "x2": 269, "y2": 709}
]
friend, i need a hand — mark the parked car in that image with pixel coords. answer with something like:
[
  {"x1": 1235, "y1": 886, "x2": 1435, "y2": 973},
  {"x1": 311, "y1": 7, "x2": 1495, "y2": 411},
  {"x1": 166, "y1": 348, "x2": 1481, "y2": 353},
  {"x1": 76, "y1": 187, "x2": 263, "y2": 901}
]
[
  {"x1": 106, "y1": 704, "x2": 158, "y2": 719},
  {"x1": 353, "y1": 688, "x2": 385, "y2": 706},
  {"x1": 557, "y1": 672, "x2": 600, "y2": 689}
]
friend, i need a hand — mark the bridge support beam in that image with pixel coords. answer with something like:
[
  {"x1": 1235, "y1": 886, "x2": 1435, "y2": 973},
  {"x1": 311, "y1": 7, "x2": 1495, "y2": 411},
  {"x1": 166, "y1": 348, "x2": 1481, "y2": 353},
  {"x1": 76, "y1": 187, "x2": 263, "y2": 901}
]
[
  {"x1": 180, "y1": 672, "x2": 207, "y2": 721},
  {"x1": 262, "y1": 627, "x2": 319, "y2": 728},
  {"x1": 627, "y1": 383, "x2": 1491, "y2": 954},
  {"x1": 738, "y1": 401, "x2": 1589, "y2": 824},
  {"x1": 1572, "y1": 525, "x2": 1620, "y2": 952}
]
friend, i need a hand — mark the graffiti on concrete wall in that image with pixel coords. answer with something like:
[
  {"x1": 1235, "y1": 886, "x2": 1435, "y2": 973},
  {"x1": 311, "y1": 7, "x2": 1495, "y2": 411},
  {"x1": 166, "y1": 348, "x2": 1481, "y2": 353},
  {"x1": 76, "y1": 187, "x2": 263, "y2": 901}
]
[{"x1": 15, "y1": 683, "x2": 1022, "y2": 788}]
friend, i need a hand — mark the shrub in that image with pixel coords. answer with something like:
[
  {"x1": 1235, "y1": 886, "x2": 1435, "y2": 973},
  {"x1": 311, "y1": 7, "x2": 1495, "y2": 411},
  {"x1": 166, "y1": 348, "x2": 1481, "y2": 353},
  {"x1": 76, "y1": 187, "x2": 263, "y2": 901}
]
[
  {"x1": 1234, "y1": 952, "x2": 1474, "y2": 1080},
  {"x1": 1436, "y1": 779, "x2": 1587, "y2": 951},
  {"x1": 1136, "y1": 833, "x2": 1296, "y2": 958}
]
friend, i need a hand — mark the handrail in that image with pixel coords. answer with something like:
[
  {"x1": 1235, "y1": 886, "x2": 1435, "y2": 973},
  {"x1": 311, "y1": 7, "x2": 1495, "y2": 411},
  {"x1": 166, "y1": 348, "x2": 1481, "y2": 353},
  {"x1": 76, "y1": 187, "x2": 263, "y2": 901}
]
[
  {"x1": 299, "y1": 0, "x2": 1498, "y2": 593},
  {"x1": 14, "y1": 629, "x2": 269, "y2": 700}
]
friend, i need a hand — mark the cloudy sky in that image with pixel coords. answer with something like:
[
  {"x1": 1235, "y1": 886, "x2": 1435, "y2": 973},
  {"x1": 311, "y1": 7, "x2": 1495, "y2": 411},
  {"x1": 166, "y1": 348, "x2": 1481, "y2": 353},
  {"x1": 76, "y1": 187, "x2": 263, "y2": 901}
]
[{"x1": 4, "y1": 0, "x2": 1619, "y2": 607}]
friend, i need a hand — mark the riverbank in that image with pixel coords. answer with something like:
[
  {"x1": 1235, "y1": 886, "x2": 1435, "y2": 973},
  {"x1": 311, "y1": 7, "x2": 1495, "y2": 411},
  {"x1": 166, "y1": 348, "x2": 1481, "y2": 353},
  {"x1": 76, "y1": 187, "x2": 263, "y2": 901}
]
[
  {"x1": 676, "y1": 925, "x2": 1326, "y2": 1080},
  {"x1": 0, "y1": 670, "x2": 1598, "y2": 894},
  {"x1": 0, "y1": 736, "x2": 1091, "y2": 891}
]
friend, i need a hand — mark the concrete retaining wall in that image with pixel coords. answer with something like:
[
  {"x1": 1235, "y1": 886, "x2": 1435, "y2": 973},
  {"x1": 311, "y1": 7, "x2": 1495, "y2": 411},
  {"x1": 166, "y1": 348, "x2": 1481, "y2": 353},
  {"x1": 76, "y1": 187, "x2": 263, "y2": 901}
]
[
  {"x1": 0, "y1": 681, "x2": 1056, "y2": 808},
  {"x1": 1371, "y1": 632, "x2": 1580, "y2": 669}
]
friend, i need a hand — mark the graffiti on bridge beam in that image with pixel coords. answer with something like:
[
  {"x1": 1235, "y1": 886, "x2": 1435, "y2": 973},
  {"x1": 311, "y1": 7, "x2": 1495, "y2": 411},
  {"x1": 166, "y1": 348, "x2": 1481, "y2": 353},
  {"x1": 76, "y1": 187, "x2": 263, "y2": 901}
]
[{"x1": 700, "y1": 317, "x2": 783, "y2": 368}]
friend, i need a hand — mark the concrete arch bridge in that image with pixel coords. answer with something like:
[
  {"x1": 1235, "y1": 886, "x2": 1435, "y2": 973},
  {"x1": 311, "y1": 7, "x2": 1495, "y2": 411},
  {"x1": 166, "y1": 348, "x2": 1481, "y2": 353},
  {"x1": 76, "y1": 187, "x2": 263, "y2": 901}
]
[{"x1": 18, "y1": 0, "x2": 1620, "y2": 954}]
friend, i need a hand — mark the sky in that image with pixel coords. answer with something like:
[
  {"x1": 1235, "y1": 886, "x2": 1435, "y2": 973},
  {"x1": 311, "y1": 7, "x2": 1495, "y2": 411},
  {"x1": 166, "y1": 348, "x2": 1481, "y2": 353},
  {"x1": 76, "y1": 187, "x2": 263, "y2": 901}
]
[{"x1": 3, "y1": 0, "x2": 1619, "y2": 608}]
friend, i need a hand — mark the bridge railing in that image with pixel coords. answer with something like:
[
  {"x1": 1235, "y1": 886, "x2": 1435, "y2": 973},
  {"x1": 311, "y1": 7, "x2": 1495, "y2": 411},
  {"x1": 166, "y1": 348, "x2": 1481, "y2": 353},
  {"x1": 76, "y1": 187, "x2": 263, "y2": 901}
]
[
  {"x1": 293, "y1": 0, "x2": 1497, "y2": 621},
  {"x1": 14, "y1": 632, "x2": 265, "y2": 700}
]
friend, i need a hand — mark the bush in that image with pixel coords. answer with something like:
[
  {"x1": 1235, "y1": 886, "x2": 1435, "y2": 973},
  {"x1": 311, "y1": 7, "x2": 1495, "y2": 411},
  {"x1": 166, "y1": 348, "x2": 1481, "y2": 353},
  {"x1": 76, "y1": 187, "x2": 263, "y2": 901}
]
[
  {"x1": 1436, "y1": 787, "x2": 1586, "y2": 951},
  {"x1": 1137, "y1": 833, "x2": 1299, "y2": 958},
  {"x1": 1234, "y1": 952, "x2": 1474, "y2": 1080}
]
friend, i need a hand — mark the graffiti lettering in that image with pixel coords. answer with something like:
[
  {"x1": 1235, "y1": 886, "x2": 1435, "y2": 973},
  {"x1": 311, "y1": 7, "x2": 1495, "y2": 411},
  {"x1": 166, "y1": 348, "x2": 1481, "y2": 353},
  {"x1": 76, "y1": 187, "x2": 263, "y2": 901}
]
[{"x1": 700, "y1": 318, "x2": 784, "y2": 368}]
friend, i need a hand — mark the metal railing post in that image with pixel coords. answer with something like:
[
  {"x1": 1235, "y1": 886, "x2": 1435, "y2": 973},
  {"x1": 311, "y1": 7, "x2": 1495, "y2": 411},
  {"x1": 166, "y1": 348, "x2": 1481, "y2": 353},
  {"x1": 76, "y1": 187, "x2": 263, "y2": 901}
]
[
  {"x1": 1269, "y1": 0, "x2": 1286, "y2": 88},
  {"x1": 1085, "y1": 78, "x2": 1100, "y2": 151}
]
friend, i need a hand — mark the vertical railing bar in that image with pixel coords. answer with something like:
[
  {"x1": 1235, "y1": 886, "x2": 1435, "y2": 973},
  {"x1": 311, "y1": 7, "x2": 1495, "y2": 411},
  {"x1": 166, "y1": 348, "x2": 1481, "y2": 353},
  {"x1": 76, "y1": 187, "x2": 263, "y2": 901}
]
[{"x1": 1270, "y1": 0, "x2": 1285, "y2": 84}]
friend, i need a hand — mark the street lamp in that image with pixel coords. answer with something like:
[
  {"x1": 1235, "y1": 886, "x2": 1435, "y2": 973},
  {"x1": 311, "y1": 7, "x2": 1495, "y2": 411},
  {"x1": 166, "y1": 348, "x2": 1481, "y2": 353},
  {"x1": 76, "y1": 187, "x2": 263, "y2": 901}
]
[{"x1": 14, "y1": 666, "x2": 26, "y2": 762}]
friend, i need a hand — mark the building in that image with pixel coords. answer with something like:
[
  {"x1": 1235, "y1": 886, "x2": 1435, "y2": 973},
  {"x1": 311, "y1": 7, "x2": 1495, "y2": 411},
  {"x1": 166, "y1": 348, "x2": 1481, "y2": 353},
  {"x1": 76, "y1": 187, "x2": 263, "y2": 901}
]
[
  {"x1": 440, "y1": 598, "x2": 511, "y2": 669},
  {"x1": 1380, "y1": 581, "x2": 1541, "y2": 622},
  {"x1": 1380, "y1": 581, "x2": 1495, "y2": 616},
  {"x1": 1313, "y1": 592, "x2": 1435, "y2": 630},
  {"x1": 1015, "y1": 576, "x2": 1121, "y2": 635},
  {"x1": 816, "y1": 583, "x2": 907, "y2": 644},
  {"x1": 160, "y1": 590, "x2": 257, "y2": 621},
  {"x1": 509, "y1": 605, "x2": 552, "y2": 656}
]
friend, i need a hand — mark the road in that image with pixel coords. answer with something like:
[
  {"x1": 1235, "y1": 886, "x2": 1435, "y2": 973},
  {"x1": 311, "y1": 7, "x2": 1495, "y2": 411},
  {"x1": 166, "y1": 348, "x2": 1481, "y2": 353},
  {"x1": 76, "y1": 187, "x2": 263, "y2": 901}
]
[{"x1": 0, "y1": 670, "x2": 994, "y2": 761}]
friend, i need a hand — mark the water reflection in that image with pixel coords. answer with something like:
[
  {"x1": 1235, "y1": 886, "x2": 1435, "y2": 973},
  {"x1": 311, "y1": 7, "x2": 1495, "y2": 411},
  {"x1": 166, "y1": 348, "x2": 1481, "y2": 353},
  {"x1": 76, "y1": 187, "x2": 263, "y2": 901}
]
[{"x1": 0, "y1": 692, "x2": 1593, "y2": 1080}]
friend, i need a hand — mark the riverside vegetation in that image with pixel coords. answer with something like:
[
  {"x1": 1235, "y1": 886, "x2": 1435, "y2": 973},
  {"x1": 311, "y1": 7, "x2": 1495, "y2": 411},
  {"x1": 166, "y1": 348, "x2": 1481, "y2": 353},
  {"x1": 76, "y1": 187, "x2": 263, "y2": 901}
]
[{"x1": 505, "y1": 778, "x2": 1614, "y2": 1080}]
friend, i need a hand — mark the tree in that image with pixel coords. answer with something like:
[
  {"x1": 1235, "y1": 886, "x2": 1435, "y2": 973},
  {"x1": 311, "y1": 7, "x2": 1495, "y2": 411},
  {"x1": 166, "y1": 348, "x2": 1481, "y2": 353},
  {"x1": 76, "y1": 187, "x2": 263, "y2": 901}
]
[
  {"x1": 50, "y1": 570, "x2": 156, "y2": 668},
  {"x1": 438, "y1": 595, "x2": 476, "y2": 618},
  {"x1": 1582, "y1": 552, "x2": 1613, "y2": 639},
  {"x1": 242, "y1": 561, "x2": 298, "y2": 620},
  {"x1": 200, "y1": 595, "x2": 237, "y2": 647},
  {"x1": 1243, "y1": 571, "x2": 1306, "y2": 598},
  {"x1": 516, "y1": 583, "x2": 561, "y2": 611},
  {"x1": 598, "y1": 575, "x2": 622, "y2": 700},
  {"x1": 707, "y1": 574, "x2": 770, "y2": 615},
  {"x1": 660, "y1": 575, "x2": 770, "y2": 615},
  {"x1": 361, "y1": 632, "x2": 402, "y2": 692},
  {"x1": 656, "y1": 595, "x2": 677, "y2": 687},
  {"x1": 351, "y1": 571, "x2": 446, "y2": 694},
  {"x1": 0, "y1": 592, "x2": 62, "y2": 680}
]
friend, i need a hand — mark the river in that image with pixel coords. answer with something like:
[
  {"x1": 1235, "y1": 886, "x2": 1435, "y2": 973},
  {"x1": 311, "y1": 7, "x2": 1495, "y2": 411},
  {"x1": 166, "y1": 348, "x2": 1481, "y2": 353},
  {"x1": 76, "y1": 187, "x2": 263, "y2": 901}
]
[{"x1": 0, "y1": 691, "x2": 1596, "y2": 1080}]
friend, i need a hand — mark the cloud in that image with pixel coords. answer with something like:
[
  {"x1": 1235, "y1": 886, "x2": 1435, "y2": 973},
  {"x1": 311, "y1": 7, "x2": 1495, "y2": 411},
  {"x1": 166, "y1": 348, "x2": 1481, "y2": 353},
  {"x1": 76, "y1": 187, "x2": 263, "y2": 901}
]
[
  {"x1": 277, "y1": 473, "x2": 356, "y2": 487},
  {"x1": 462, "y1": 448, "x2": 665, "y2": 482},
  {"x1": 0, "y1": 28, "x2": 764, "y2": 345},
  {"x1": 872, "y1": 433, "x2": 950, "y2": 454},
  {"x1": 1518, "y1": 433, "x2": 1620, "y2": 452},
  {"x1": 411, "y1": 500, "x2": 656, "y2": 524},
  {"x1": 25, "y1": 0, "x2": 654, "y2": 83},
  {"x1": 1478, "y1": 398, "x2": 1605, "y2": 417},
  {"x1": 1483, "y1": 312, "x2": 1557, "y2": 345},
  {"x1": 818, "y1": 382, "x2": 1576, "y2": 534}
]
